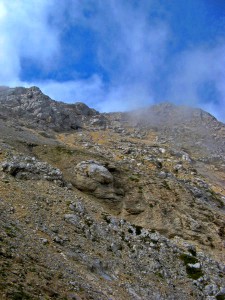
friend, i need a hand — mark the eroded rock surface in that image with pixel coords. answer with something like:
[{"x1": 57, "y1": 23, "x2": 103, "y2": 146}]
[
  {"x1": 0, "y1": 86, "x2": 225, "y2": 300},
  {"x1": 1, "y1": 155, "x2": 63, "y2": 183},
  {"x1": 0, "y1": 86, "x2": 107, "y2": 131},
  {"x1": 72, "y1": 160, "x2": 124, "y2": 203}
]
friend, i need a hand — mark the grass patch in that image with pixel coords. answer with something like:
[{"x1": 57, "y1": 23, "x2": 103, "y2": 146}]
[{"x1": 10, "y1": 287, "x2": 33, "y2": 300}]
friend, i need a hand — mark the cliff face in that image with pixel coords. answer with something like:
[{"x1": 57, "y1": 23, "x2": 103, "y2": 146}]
[{"x1": 0, "y1": 87, "x2": 224, "y2": 300}]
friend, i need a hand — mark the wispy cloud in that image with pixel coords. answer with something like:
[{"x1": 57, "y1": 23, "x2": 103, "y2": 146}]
[
  {"x1": 38, "y1": 75, "x2": 105, "y2": 109},
  {"x1": 0, "y1": 0, "x2": 224, "y2": 121},
  {"x1": 0, "y1": 0, "x2": 169, "y2": 110},
  {"x1": 0, "y1": 0, "x2": 60, "y2": 84},
  {"x1": 166, "y1": 42, "x2": 225, "y2": 121},
  {"x1": 90, "y1": 1, "x2": 169, "y2": 111}
]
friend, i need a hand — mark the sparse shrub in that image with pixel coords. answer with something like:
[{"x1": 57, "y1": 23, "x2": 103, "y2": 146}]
[
  {"x1": 186, "y1": 265, "x2": 204, "y2": 280},
  {"x1": 216, "y1": 295, "x2": 225, "y2": 300},
  {"x1": 179, "y1": 253, "x2": 203, "y2": 280},
  {"x1": 179, "y1": 254, "x2": 198, "y2": 264},
  {"x1": 133, "y1": 224, "x2": 143, "y2": 235}
]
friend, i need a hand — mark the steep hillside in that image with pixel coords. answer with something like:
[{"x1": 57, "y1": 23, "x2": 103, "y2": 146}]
[{"x1": 0, "y1": 87, "x2": 224, "y2": 299}]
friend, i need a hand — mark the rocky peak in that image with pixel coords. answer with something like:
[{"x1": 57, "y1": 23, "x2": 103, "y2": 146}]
[
  {"x1": 108, "y1": 102, "x2": 225, "y2": 165},
  {"x1": 0, "y1": 86, "x2": 106, "y2": 131},
  {"x1": 123, "y1": 102, "x2": 218, "y2": 127}
]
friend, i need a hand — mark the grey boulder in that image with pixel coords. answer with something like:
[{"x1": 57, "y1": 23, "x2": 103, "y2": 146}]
[{"x1": 72, "y1": 161, "x2": 123, "y2": 202}]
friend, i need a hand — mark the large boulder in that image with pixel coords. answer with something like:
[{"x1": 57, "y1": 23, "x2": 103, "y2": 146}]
[{"x1": 72, "y1": 161, "x2": 123, "y2": 202}]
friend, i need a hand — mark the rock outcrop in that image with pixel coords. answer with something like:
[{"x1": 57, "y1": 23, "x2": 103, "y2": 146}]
[
  {"x1": 1, "y1": 155, "x2": 64, "y2": 184},
  {"x1": 0, "y1": 86, "x2": 107, "y2": 131},
  {"x1": 72, "y1": 160, "x2": 124, "y2": 203}
]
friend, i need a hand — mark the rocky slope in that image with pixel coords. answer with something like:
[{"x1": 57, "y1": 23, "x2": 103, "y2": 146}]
[{"x1": 0, "y1": 86, "x2": 224, "y2": 299}]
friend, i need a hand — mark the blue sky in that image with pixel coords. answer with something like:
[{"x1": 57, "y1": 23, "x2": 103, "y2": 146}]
[{"x1": 0, "y1": 0, "x2": 225, "y2": 121}]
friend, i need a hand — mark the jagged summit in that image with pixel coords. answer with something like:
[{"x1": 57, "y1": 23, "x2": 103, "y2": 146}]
[{"x1": 0, "y1": 86, "x2": 106, "y2": 131}]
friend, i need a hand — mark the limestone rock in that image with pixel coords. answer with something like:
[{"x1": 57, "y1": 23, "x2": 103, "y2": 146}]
[
  {"x1": 0, "y1": 86, "x2": 107, "y2": 131},
  {"x1": 1, "y1": 155, "x2": 63, "y2": 183},
  {"x1": 72, "y1": 160, "x2": 123, "y2": 202}
]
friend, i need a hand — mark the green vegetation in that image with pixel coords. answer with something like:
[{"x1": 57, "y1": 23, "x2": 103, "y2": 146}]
[
  {"x1": 0, "y1": 268, "x2": 7, "y2": 278},
  {"x1": 179, "y1": 253, "x2": 203, "y2": 280},
  {"x1": 155, "y1": 272, "x2": 164, "y2": 279},
  {"x1": 188, "y1": 248, "x2": 197, "y2": 257},
  {"x1": 11, "y1": 287, "x2": 33, "y2": 300},
  {"x1": 186, "y1": 265, "x2": 204, "y2": 280},
  {"x1": 216, "y1": 295, "x2": 225, "y2": 300},
  {"x1": 179, "y1": 254, "x2": 198, "y2": 264}
]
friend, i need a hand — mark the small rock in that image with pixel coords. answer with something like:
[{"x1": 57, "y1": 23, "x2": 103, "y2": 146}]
[
  {"x1": 188, "y1": 263, "x2": 201, "y2": 269},
  {"x1": 173, "y1": 164, "x2": 183, "y2": 172},
  {"x1": 216, "y1": 288, "x2": 225, "y2": 298},
  {"x1": 40, "y1": 238, "x2": 49, "y2": 245},
  {"x1": 204, "y1": 284, "x2": 219, "y2": 296},
  {"x1": 53, "y1": 236, "x2": 64, "y2": 245},
  {"x1": 158, "y1": 171, "x2": 167, "y2": 179}
]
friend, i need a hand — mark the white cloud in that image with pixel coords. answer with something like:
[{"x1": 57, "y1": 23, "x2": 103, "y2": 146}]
[
  {"x1": 0, "y1": 0, "x2": 60, "y2": 83},
  {"x1": 64, "y1": 0, "x2": 169, "y2": 111},
  {"x1": 0, "y1": 0, "x2": 224, "y2": 121},
  {"x1": 37, "y1": 75, "x2": 105, "y2": 109},
  {"x1": 38, "y1": 77, "x2": 153, "y2": 113},
  {"x1": 0, "y1": 0, "x2": 169, "y2": 112},
  {"x1": 167, "y1": 43, "x2": 225, "y2": 121},
  {"x1": 0, "y1": 2, "x2": 7, "y2": 19},
  {"x1": 98, "y1": 83, "x2": 154, "y2": 112}
]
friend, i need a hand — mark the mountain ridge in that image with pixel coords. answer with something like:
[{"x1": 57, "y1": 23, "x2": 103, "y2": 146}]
[{"x1": 0, "y1": 86, "x2": 224, "y2": 299}]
